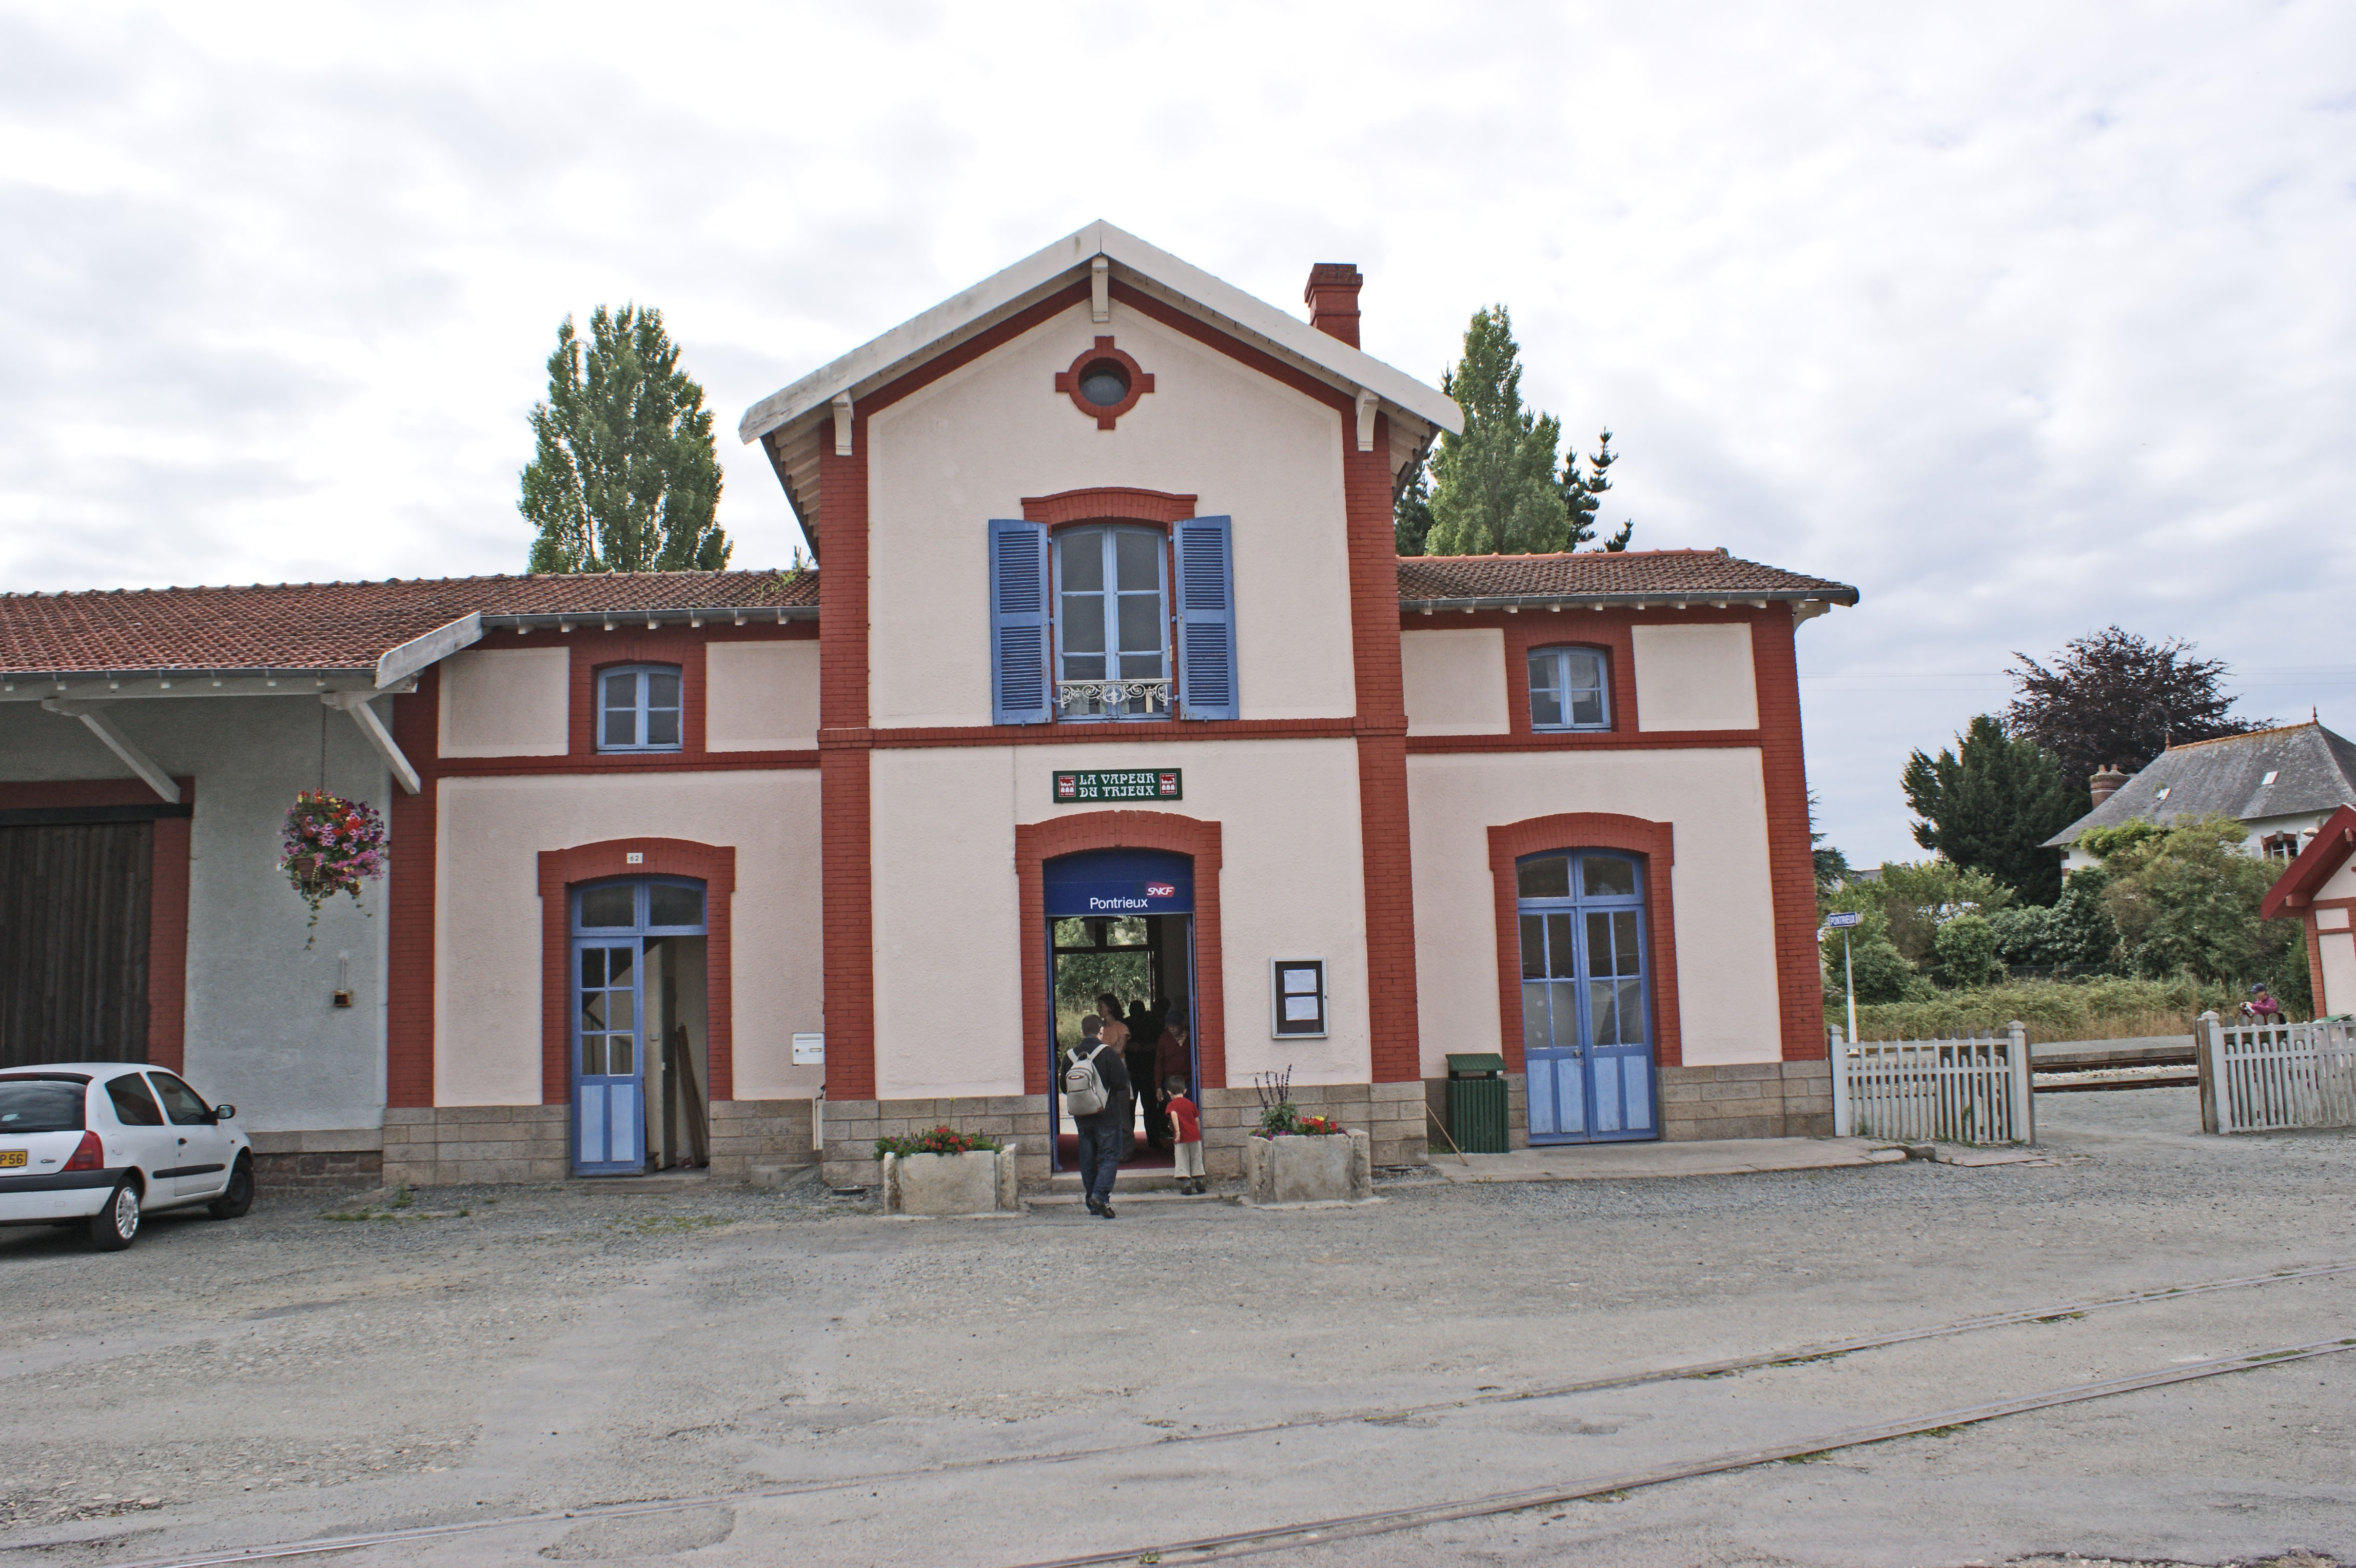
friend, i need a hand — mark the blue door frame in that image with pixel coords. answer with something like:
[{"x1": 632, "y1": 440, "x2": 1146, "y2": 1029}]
[
  {"x1": 570, "y1": 877, "x2": 706, "y2": 1175},
  {"x1": 1517, "y1": 850, "x2": 1657, "y2": 1144},
  {"x1": 1043, "y1": 848, "x2": 1197, "y2": 1173}
]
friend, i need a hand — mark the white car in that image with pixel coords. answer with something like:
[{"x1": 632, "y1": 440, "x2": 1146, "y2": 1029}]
[{"x1": 0, "y1": 1063, "x2": 254, "y2": 1249}]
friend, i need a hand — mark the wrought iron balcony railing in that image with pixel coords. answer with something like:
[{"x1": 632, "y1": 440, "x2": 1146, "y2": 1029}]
[{"x1": 1056, "y1": 678, "x2": 1170, "y2": 719}]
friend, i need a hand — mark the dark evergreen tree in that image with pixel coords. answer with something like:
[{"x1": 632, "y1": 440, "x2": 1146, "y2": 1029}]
[
  {"x1": 1394, "y1": 459, "x2": 1434, "y2": 556},
  {"x1": 1900, "y1": 715, "x2": 2080, "y2": 905},
  {"x1": 2004, "y1": 627, "x2": 2266, "y2": 796},
  {"x1": 1562, "y1": 429, "x2": 1634, "y2": 551},
  {"x1": 521, "y1": 304, "x2": 730, "y2": 574}
]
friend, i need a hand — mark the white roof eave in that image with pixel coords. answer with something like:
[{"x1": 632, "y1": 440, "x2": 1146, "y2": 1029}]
[{"x1": 736, "y1": 221, "x2": 1463, "y2": 446}]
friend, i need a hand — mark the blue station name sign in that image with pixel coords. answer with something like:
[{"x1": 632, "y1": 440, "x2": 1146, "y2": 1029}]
[{"x1": 1052, "y1": 768, "x2": 1182, "y2": 803}]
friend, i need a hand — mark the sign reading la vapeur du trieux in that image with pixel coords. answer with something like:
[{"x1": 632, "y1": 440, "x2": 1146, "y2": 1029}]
[{"x1": 1052, "y1": 769, "x2": 1183, "y2": 802}]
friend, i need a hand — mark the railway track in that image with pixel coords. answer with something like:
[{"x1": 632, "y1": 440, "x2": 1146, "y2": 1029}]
[{"x1": 81, "y1": 1259, "x2": 2356, "y2": 1568}]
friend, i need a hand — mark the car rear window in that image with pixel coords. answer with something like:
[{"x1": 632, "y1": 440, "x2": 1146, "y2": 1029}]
[
  {"x1": 0, "y1": 1081, "x2": 86, "y2": 1134},
  {"x1": 105, "y1": 1074, "x2": 166, "y2": 1127}
]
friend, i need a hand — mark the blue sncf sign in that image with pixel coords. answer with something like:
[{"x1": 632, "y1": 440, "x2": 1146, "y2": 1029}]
[{"x1": 1042, "y1": 847, "x2": 1194, "y2": 916}]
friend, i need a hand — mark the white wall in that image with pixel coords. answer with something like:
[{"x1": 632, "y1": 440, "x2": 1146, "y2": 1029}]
[
  {"x1": 867, "y1": 737, "x2": 1369, "y2": 1097},
  {"x1": 434, "y1": 770, "x2": 822, "y2": 1106},
  {"x1": 1632, "y1": 623, "x2": 1757, "y2": 732},
  {"x1": 438, "y1": 648, "x2": 569, "y2": 757},
  {"x1": 1405, "y1": 748, "x2": 1782, "y2": 1073},
  {"x1": 0, "y1": 696, "x2": 392, "y2": 1134},
  {"x1": 1401, "y1": 628, "x2": 1510, "y2": 736},
  {"x1": 862, "y1": 300, "x2": 1357, "y2": 729},
  {"x1": 705, "y1": 641, "x2": 819, "y2": 751}
]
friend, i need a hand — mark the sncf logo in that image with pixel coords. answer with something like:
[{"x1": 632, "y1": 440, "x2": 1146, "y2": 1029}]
[{"x1": 1145, "y1": 883, "x2": 1176, "y2": 899}]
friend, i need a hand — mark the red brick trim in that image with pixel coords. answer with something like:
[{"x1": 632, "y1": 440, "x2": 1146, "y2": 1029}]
[
  {"x1": 817, "y1": 406, "x2": 877, "y2": 1101},
  {"x1": 386, "y1": 670, "x2": 438, "y2": 1107},
  {"x1": 569, "y1": 634, "x2": 705, "y2": 758},
  {"x1": 1750, "y1": 613, "x2": 1829, "y2": 1062},
  {"x1": 1110, "y1": 280, "x2": 1357, "y2": 419},
  {"x1": 1485, "y1": 814, "x2": 1682, "y2": 1073},
  {"x1": 1052, "y1": 337, "x2": 1155, "y2": 429},
  {"x1": 867, "y1": 716, "x2": 1354, "y2": 751},
  {"x1": 536, "y1": 839, "x2": 736, "y2": 1107},
  {"x1": 1407, "y1": 732, "x2": 1761, "y2": 755},
  {"x1": 1345, "y1": 410, "x2": 1422, "y2": 1082},
  {"x1": 853, "y1": 281, "x2": 1093, "y2": 431},
  {"x1": 1021, "y1": 487, "x2": 1199, "y2": 525},
  {"x1": 1014, "y1": 812, "x2": 1224, "y2": 1095},
  {"x1": 0, "y1": 777, "x2": 193, "y2": 1072},
  {"x1": 434, "y1": 753, "x2": 818, "y2": 778}
]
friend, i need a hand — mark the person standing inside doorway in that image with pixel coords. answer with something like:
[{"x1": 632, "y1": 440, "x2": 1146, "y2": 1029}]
[
  {"x1": 1074, "y1": 995, "x2": 1133, "y2": 1217},
  {"x1": 1165, "y1": 1074, "x2": 1205, "y2": 1194}
]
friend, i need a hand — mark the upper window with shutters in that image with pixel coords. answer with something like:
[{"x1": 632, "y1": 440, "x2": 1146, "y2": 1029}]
[{"x1": 988, "y1": 516, "x2": 1238, "y2": 724}]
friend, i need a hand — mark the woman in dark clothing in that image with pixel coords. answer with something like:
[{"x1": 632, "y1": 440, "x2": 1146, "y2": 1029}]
[{"x1": 1124, "y1": 999, "x2": 1161, "y2": 1153}]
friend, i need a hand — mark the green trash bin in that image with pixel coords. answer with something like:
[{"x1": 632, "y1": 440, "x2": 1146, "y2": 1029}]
[{"x1": 1445, "y1": 1052, "x2": 1509, "y2": 1153}]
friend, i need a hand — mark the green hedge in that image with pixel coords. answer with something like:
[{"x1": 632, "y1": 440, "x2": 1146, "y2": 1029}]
[{"x1": 1845, "y1": 976, "x2": 2217, "y2": 1044}]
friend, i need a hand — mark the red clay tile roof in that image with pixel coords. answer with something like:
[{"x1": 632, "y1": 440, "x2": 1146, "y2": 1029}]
[
  {"x1": 0, "y1": 571, "x2": 817, "y2": 676},
  {"x1": 1397, "y1": 550, "x2": 1857, "y2": 606}
]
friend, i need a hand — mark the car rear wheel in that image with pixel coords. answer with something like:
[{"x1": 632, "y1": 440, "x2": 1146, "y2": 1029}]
[
  {"x1": 90, "y1": 1182, "x2": 140, "y2": 1250},
  {"x1": 208, "y1": 1155, "x2": 254, "y2": 1220}
]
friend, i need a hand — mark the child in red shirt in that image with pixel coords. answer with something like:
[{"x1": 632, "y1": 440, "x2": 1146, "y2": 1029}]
[{"x1": 1165, "y1": 1075, "x2": 1205, "y2": 1194}]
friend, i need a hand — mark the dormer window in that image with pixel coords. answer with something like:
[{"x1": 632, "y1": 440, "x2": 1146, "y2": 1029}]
[{"x1": 599, "y1": 665, "x2": 682, "y2": 751}]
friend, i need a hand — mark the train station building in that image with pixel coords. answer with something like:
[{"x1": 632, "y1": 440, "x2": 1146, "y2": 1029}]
[{"x1": 0, "y1": 222, "x2": 1858, "y2": 1190}]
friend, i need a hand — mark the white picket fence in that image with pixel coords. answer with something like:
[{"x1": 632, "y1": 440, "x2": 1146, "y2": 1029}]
[
  {"x1": 2198, "y1": 1013, "x2": 2356, "y2": 1134},
  {"x1": 1831, "y1": 1022, "x2": 2034, "y2": 1145}
]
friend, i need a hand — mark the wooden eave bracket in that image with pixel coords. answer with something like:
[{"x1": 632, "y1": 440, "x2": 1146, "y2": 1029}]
[
  {"x1": 39, "y1": 698, "x2": 180, "y2": 804},
  {"x1": 1356, "y1": 387, "x2": 1380, "y2": 453},
  {"x1": 325, "y1": 691, "x2": 421, "y2": 795},
  {"x1": 1091, "y1": 257, "x2": 1111, "y2": 324},
  {"x1": 833, "y1": 393, "x2": 854, "y2": 457}
]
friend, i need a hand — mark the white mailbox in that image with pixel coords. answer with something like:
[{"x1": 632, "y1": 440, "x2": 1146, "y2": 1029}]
[{"x1": 792, "y1": 1032, "x2": 825, "y2": 1065}]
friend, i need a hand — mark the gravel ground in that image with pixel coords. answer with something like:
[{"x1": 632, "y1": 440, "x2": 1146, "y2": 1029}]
[{"x1": 3, "y1": 1086, "x2": 2351, "y2": 1567}]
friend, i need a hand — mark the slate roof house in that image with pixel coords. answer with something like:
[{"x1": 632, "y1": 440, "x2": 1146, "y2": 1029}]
[
  {"x1": 2045, "y1": 722, "x2": 2356, "y2": 874},
  {"x1": 1, "y1": 222, "x2": 1859, "y2": 1191}
]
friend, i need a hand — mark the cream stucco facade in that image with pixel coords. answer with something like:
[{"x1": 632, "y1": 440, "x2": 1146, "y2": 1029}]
[
  {"x1": 432, "y1": 770, "x2": 823, "y2": 1107},
  {"x1": 439, "y1": 647, "x2": 570, "y2": 757},
  {"x1": 1400, "y1": 628, "x2": 1511, "y2": 736},
  {"x1": 868, "y1": 737, "x2": 1370, "y2": 1097},
  {"x1": 705, "y1": 640, "x2": 819, "y2": 751},
  {"x1": 862, "y1": 301, "x2": 1357, "y2": 729},
  {"x1": 1406, "y1": 748, "x2": 1783, "y2": 1074},
  {"x1": 1631, "y1": 623, "x2": 1758, "y2": 732}
]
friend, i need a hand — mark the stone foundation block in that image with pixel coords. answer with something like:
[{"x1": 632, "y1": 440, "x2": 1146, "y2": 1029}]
[
  {"x1": 882, "y1": 1147, "x2": 1019, "y2": 1216},
  {"x1": 1243, "y1": 1129, "x2": 1372, "y2": 1205}
]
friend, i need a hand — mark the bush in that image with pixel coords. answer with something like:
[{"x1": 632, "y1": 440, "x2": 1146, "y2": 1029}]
[
  {"x1": 1990, "y1": 866, "x2": 2120, "y2": 969},
  {"x1": 2092, "y1": 814, "x2": 2306, "y2": 996},
  {"x1": 1932, "y1": 913, "x2": 2001, "y2": 988},
  {"x1": 1850, "y1": 974, "x2": 2232, "y2": 1043}
]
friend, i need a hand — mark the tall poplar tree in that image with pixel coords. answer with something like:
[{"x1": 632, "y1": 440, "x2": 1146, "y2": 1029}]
[
  {"x1": 1412, "y1": 306, "x2": 1634, "y2": 556},
  {"x1": 520, "y1": 305, "x2": 731, "y2": 574}
]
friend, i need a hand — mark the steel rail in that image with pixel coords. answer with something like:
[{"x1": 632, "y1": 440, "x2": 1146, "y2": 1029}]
[
  {"x1": 1004, "y1": 1336, "x2": 2356, "y2": 1568},
  {"x1": 73, "y1": 1261, "x2": 2356, "y2": 1568}
]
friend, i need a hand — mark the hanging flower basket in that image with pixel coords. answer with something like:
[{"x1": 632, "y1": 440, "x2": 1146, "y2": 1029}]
[{"x1": 279, "y1": 791, "x2": 387, "y2": 937}]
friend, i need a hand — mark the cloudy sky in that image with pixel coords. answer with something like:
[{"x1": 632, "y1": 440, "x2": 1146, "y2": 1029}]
[{"x1": 3, "y1": 1, "x2": 2350, "y2": 863}]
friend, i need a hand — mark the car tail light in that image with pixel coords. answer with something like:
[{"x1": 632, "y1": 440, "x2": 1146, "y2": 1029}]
[{"x1": 62, "y1": 1132, "x2": 104, "y2": 1172}]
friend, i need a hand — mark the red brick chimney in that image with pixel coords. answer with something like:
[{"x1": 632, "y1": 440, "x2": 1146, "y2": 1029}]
[
  {"x1": 1304, "y1": 263, "x2": 1363, "y2": 347},
  {"x1": 2089, "y1": 763, "x2": 2128, "y2": 808}
]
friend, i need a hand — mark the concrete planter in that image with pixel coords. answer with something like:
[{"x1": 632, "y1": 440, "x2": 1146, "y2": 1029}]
[
  {"x1": 1242, "y1": 1129, "x2": 1372, "y2": 1205},
  {"x1": 880, "y1": 1147, "x2": 1019, "y2": 1216}
]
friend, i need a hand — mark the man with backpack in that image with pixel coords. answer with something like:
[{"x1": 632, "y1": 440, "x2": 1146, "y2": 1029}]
[{"x1": 1064, "y1": 1004, "x2": 1134, "y2": 1218}]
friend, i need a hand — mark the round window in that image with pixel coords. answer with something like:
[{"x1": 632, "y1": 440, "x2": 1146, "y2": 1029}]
[{"x1": 1076, "y1": 360, "x2": 1130, "y2": 408}]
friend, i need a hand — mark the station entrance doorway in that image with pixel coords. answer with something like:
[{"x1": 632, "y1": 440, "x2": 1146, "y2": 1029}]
[{"x1": 1043, "y1": 848, "x2": 1196, "y2": 1173}]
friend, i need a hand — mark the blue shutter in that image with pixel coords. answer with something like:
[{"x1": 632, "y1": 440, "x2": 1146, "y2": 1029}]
[
  {"x1": 1174, "y1": 516, "x2": 1238, "y2": 720},
  {"x1": 989, "y1": 519, "x2": 1053, "y2": 724}
]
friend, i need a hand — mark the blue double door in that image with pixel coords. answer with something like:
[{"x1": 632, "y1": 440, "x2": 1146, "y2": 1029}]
[
  {"x1": 571, "y1": 877, "x2": 706, "y2": 1175},
  {"x1": 1518, "y1": 851, "x2": 1656, "y2": 1143}
]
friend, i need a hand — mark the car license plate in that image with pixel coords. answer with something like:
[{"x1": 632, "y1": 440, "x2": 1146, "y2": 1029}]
[{"x1": 0, "y1": 1150, "x2": 25, "y2": 1168}]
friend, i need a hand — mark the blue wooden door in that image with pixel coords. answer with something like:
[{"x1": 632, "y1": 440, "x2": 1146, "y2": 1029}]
[
  {"x1": 1518, "y1": 852, "x2": 1656, "y2": 1143},
  {"x1": 573, "y1": 938, "x2": 645, "y2": 1173}
]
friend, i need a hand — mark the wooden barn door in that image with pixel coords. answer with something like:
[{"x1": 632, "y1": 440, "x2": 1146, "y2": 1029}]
[{"x1": 0, "y1": 821, "x2": 154, "y2": 1068}]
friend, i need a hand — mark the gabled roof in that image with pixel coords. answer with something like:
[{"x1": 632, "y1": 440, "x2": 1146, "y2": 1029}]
[
  {"x1": 1397, "y1": 550, "x2": 1858, "y2": 611},
  {"x1": 0, "y1": 571, "x2": 816, "y2": 687},
  {"x1": 2044, "y1": 722, "x2": 2356, "y2": 848},
  {"x1": 737, "y1": 221, "x2": 1462, "y2": 450},
  {"x1": 2262, "y1": 805, "x2": 2356, "y2": 919}
]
